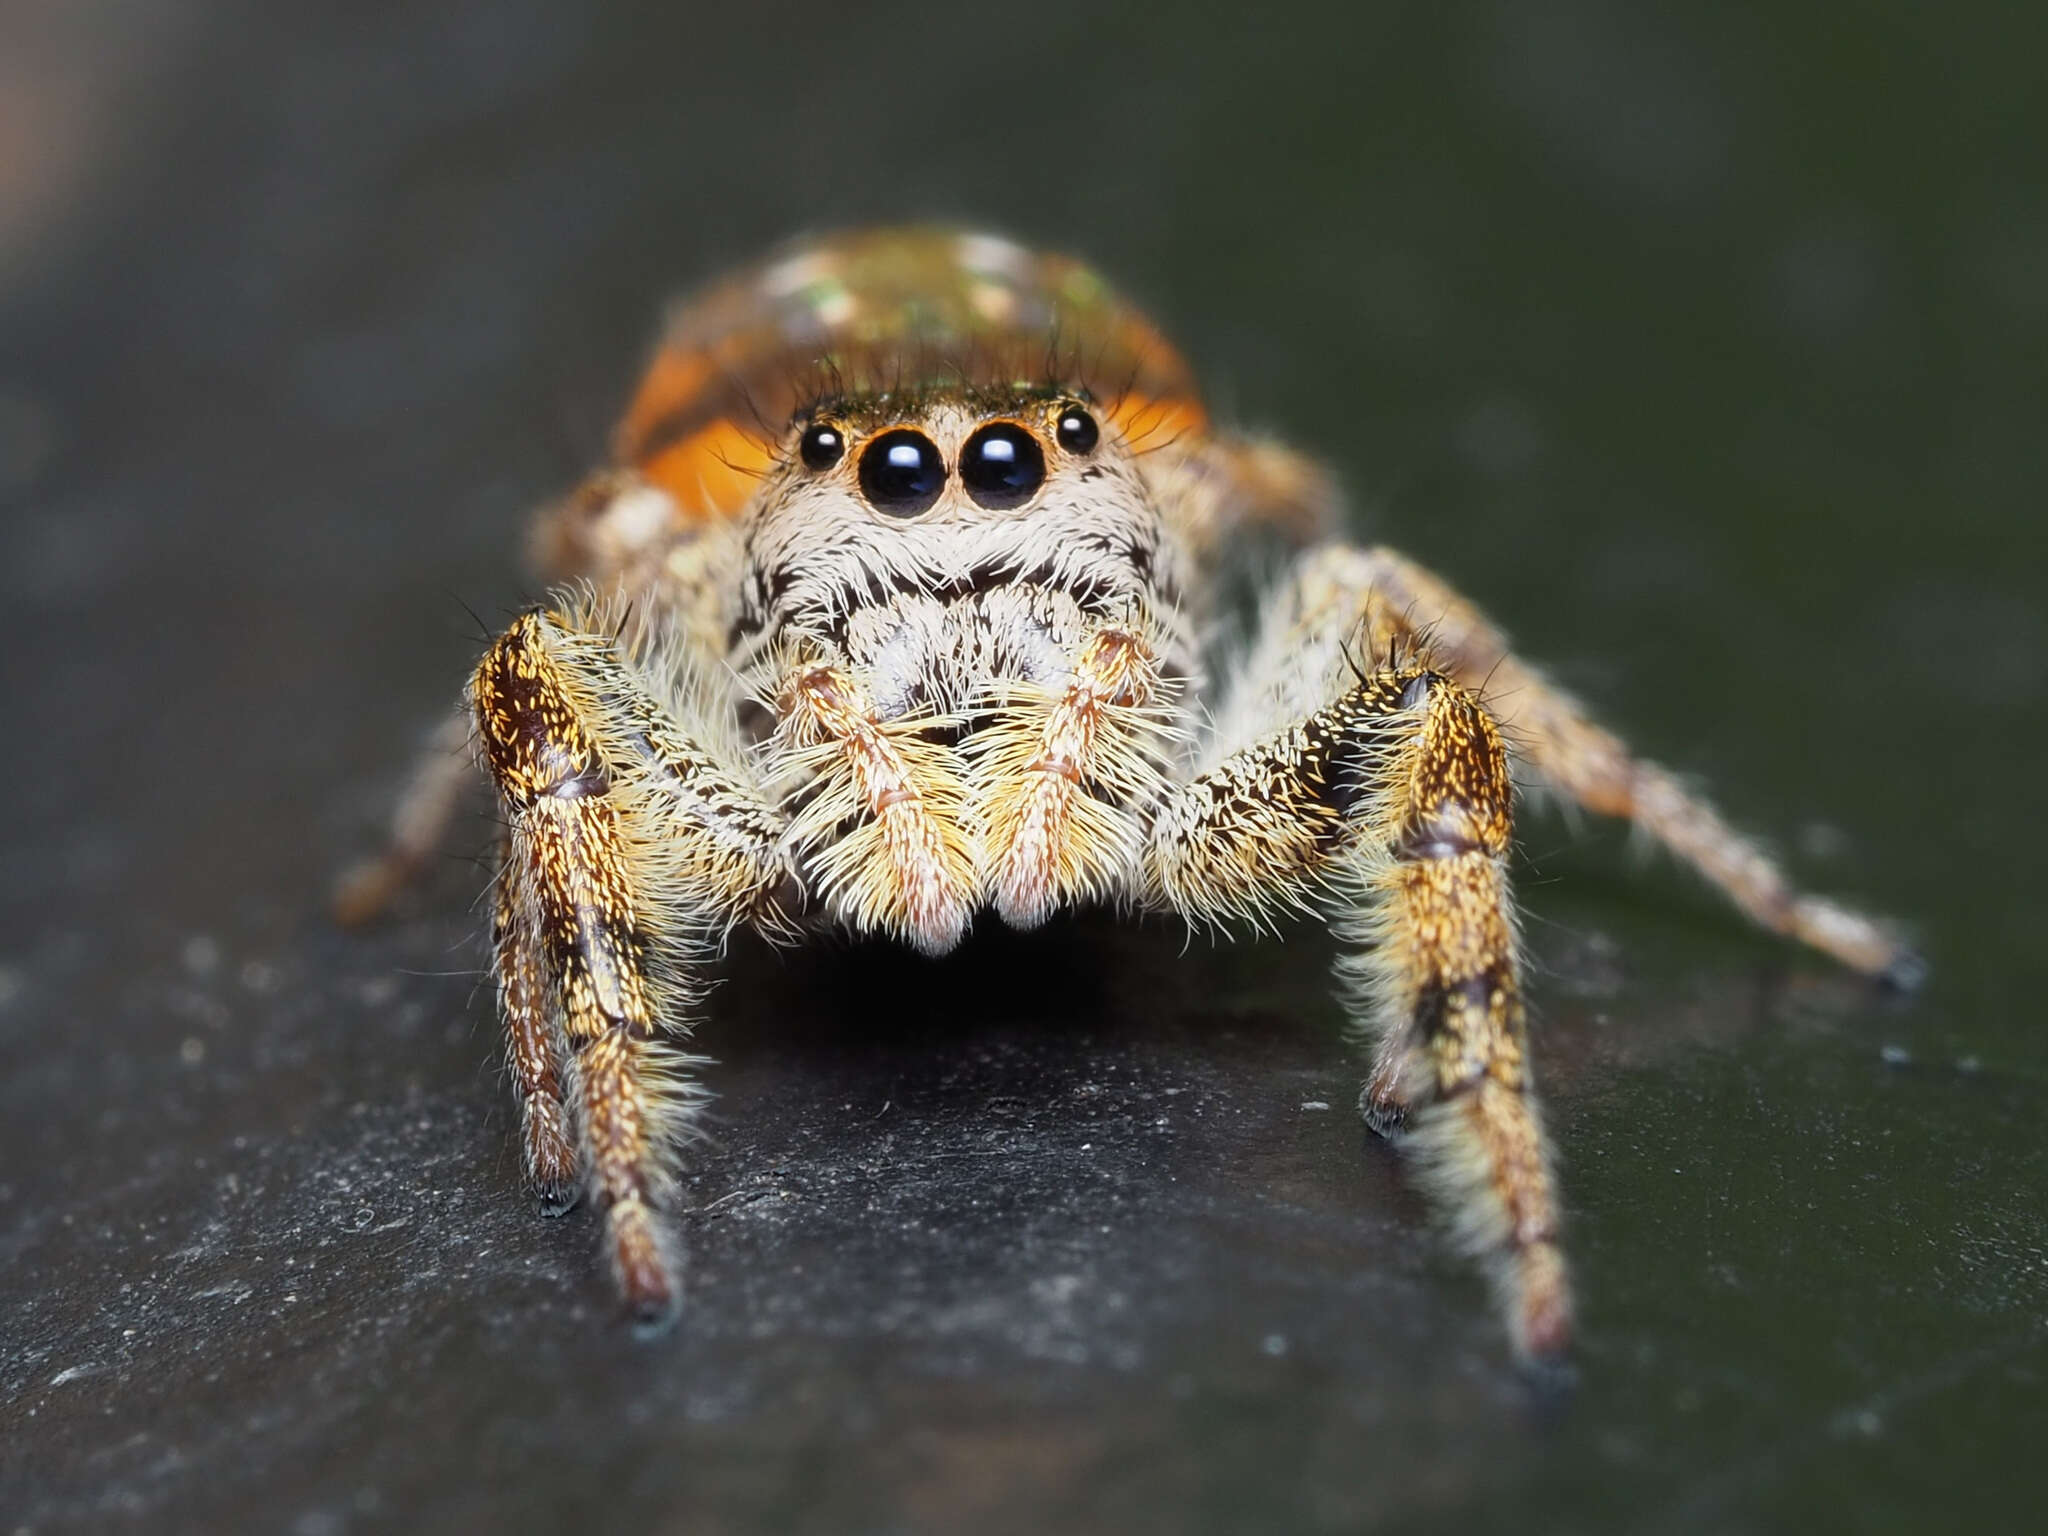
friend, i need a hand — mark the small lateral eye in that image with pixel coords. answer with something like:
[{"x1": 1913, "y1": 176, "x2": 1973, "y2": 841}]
[
  {"x1": 959, "y1": 422, "x2": 1047, "y2": 509},
  {"x1": 1055, "y1": 405, "x2": 1099, "y2": 455},
  {"x1": 799, "y1": 421, "x2": 845, "y2": 471},
  {"x1": 858, "y1": 428, "x2": 946, "y2": 516}
]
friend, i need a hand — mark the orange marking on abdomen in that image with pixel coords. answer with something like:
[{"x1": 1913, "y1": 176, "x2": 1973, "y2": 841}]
[
  {"x1": 636, "y1": 417, "x2": 777, "y2": 523},
  {"x1": 1107, "y1": 393, "x2": 1208, "y2": 453},
  {"x1": 601, "y1": 227, "x2": 1209, "y2": 520}
]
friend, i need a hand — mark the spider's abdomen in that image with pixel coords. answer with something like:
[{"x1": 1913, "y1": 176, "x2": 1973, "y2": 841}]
[{"x1": 615, "y1": 226, "x2": 1209, "y2": 526}]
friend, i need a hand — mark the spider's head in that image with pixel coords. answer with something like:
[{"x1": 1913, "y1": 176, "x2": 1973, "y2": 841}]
[{"x1": 725, "y1": 384, "x2": 1185, "y2": 653}]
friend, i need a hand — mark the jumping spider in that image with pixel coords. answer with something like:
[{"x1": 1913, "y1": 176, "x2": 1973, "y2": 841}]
[{"x1": 340, "y1": 227, "x2": 1917, "y2": 1361}]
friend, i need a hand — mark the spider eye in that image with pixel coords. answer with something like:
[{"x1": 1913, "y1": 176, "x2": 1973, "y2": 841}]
[
  {"x1": 858, "y1": 429, "x2": 945, "y2": 516},
  {"x1": 799, "y1": 421, "x2": 845, "y2": 471},
  {"x1": 1055, "y1": 405, "x2": 1099, "y2": 455},
  {"x1": 959, "y1": 422, "x2": 1046, "y2": 509}
]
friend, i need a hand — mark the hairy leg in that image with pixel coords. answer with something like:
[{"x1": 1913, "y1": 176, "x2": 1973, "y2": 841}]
[
  {"x1": 1149, "y1": 657, "x2": 1568, "y2": 1360},
  {"x1": 332, "y1": 711, "x2": 474, "y2": 926},
  {"x1": 775, "y1": 662, "x2": 976, "y2": 954},
  {"x1": 1234, "y1": 542, "x2": 1916, "y2": 983},
  {"x1": 967, "y1": 625, "x2": 1174, "y2": 929},
  {"x1": 473, "y1": 605, "x2": 790, "y2": 1323},
  {"x1": 336, "y1": 535, "x2": 739, "y2": 925},
  {"x1": 492, "y1": 828, "x2": 578, "y2": 1212}
]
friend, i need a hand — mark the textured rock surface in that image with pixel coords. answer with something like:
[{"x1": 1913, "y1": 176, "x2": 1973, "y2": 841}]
[{"x1": 3, "y1": 4, "x2": 2043, "y2": 1532}]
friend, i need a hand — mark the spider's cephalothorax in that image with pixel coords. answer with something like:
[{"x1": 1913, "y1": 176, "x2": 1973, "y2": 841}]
[{"x1": 342, "y1": 227, "x2": 1917, "y2": 1362}]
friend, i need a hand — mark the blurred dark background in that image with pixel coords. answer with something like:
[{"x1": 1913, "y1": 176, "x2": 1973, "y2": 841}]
[{"x1": 2, "y1": 3, "x2": 2043, "y2": 1532}]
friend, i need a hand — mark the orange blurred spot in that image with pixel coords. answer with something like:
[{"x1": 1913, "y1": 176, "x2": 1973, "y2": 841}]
[
  {"x1": 1108, "y1": 393, "x2": 1207, "y2": 452},
  {"x1": 618, "y1": 346, "x2": 718, "y2": 456},
  {"x1": 638, "y1": 417, "x2": 776, "y2": 522}
]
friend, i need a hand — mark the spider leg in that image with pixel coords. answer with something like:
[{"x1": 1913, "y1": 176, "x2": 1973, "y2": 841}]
[
  {"x1": 1151, "y1": 643, "x2": 1565, "y2": 1360},
  {"x1": 775, "y1": 662, "x2": 976, "y2": 955},
  {"x1": 1252, "y1": 544, "x2": 1919, "y2": 984},
  {"x1": 332, "y1": 711, "x2": 474, "y2": 925},
  {"x1": 1196, "y1": 434, "x2": 1343, "y2": 542},
  {"x1": 492, "y1": 826, "x2": 577, "y2": 1212},
  {"x1": 472, "y1": 605, "x2": 791, "y2": 1325},
  {"x1": 966, "y1": 625, "x2": 1174, "y2": 929}
]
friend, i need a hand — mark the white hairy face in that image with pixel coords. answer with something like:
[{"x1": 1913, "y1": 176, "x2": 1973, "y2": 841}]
[{"x1": 726, "y1": 391, "x2": 1196, "y2": 719}]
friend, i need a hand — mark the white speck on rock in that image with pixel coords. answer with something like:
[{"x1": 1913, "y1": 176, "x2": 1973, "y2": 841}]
[{"x1": 1032, "y1": 1274, "x2": 1084, "y2": 1307}]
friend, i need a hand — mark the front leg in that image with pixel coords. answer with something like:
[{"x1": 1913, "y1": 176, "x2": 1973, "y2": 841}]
[
  {"x1": 472, "y1": 605, "x2": 790, "y2": 1324},
  {"x1": 775, "y1": 662, "x2": 976, "y2": 954},
  {"x1": 492, "y1": 825, "x2": 577, "y2": 1213},
  {"x1": 966, "y1": 625, "x2": 1175, "y2": 929},
  {"x1": 1149, "y1": 666, "x2": 1569, "y2": 1362}
]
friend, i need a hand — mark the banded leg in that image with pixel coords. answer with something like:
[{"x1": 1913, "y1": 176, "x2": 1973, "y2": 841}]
[
  {"x1": 968, "y1": 626, "x2": 1173, "y2": 929},
  {"x1": 1240, "y1": 543, "x2": 1916, "y2": 983},
  {"x1": 1149, "y1": 663, "x2": 1568, "y2": 1360},
  {"x1": 474, "y1": 606, "x2": 790, "y2": 1323},
  {"x1": 1139, "y1": 433, "x2": 1342, "y2": 568},
  {"x1": 492, "y1": 830, "x2": 577, "y2": 1212},
  {"x1": 776, "y1": 663, "x2": 975, "y2": 954},
  {"x1": 332, "y1": 711, "x2": 474, "y2": 925}
]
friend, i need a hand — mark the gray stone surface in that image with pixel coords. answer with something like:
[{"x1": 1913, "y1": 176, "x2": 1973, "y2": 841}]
[{"x1": 3, "y1": 4, "x2": 2043, "y2": 1532}]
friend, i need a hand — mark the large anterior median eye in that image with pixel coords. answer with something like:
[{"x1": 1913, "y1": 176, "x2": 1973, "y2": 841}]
[
  {"x1": 959, "y1": 422, "x2": 1047, "y2": 509},
  {"x1": 858, "y1": 429, "x2": 945, "y2": 516}
]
